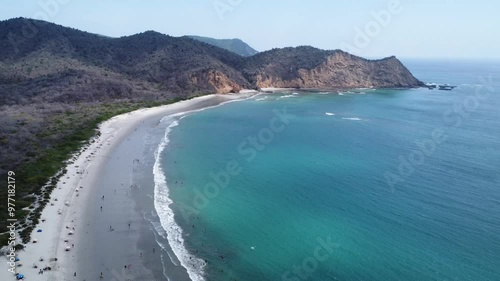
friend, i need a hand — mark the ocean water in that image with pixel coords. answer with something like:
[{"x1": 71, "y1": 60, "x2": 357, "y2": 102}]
[{"x1": 156, "y1": 60, "x2": 500, "y2": 281}]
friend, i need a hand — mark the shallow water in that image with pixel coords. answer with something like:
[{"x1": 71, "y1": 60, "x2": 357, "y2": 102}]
[{"x1": 158, "y1": 60, "x2": 500, "y2": 281}]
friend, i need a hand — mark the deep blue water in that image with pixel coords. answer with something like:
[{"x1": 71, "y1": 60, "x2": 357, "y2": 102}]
[{"x1": 159, "y1": 60, "x2": 500, "y2": 281}]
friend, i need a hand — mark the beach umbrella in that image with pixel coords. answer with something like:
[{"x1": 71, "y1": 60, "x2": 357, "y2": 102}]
[
  {"x1": 33, "y1": 239, "x2": 38, "y2": 243},
  {"x1": 37, "y1": 229, "x2": 42, "y2": 232},
  {"x1": 16, "y1": 273, "x2": 24, "y2": 279},
  {"x1": 68, "y1": 231, "x2": 74, "y2": 235},
  {"x1": 14, "y1": 257, "x2": 20, "y2": 261},
  {"x1": 65, "y1": 246, "x2": 71, "y2": 251}
]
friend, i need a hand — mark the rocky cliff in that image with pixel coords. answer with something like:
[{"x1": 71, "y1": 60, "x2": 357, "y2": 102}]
[
  {"x1": 243, "y1": 47, "x2": 423, "y2": 89},
  {"x1": 0, "y1": 18, "x2": 424, "y2": 242},
  {"x1": 0, "y1": 18, "x2": 423, "y2": 106}
]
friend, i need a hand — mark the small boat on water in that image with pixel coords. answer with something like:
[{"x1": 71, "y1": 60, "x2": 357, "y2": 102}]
[
  {"x1": 426, "y1": 83, "x2": 438, "y2": 89},
  {"x1": 426, "y1": 83, "x2": 457, "y2": 91},
  {"x1": 438, "y1": 84, "x2": 457, "y2": 91}
]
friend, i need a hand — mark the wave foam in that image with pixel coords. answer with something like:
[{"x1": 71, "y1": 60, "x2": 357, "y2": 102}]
[
  {"x1": 342, "y1": 117, "x2": 362, "y2": 121},
  {"x1": 325, "y1": 112, "x2": 335, "y2": 116},
  {"x1": 152, "y1": 95, "x2": 256, "y2": 281},
  {"x1": 278, "y1": 94, "x2": 297, "y2": 99},
  {"x1": 153, "y1": 120, "x2": 206, "y2": 281}
]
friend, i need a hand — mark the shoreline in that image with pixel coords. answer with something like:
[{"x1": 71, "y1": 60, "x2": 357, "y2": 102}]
[
  {"x1": 259, "y1": 86, "x2": 424, "y2": 94},
  {"x1": 151, "y1": 93, "x2": 262, "y2": 281},
  {"x1": 0, "y1": 92, "x2": 256, "y2": 281}
]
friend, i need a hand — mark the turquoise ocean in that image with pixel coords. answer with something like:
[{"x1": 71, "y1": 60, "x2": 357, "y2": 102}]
[{"x1": 155, "y1": 60, "x2": 500, "y2": 281}]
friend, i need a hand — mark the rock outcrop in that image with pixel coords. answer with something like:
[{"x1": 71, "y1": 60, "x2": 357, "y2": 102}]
[
  {"x1": 243, "y1": 47, "x2": 423, "y2": 89},
  {"x1": 0, "y1": 18, "x2": 423, "y2": 106},
  {"x1": 191, "y1": 69, "x2": 243, "y2": 94}
]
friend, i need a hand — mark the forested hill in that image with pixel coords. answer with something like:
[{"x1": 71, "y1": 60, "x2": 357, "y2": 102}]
[{"x1": 0, "y1": 18, "x2": 423, "y2": 244}]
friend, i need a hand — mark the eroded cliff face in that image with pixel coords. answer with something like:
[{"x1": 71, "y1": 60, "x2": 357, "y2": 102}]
[
  {"x1": 206, "y1": 70, "x2": 243, "y2": 94},
  {"x1": 191, "y1": 69, "x2": 243, "y2": 94},
  {"x1": 0, "y1": 18, "x2": 423, "y2": 100},
  {"x1": 250, "y1": 51, "x2": 423, "y2": 89}
]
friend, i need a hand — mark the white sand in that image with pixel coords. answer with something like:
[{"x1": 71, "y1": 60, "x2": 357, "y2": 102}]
[
  {"x1": 260, "y1": 87, "x2": 298, "y2": 92},
  {"x1": 0, "y1": 93, "x2": 252, "y2": 280}
]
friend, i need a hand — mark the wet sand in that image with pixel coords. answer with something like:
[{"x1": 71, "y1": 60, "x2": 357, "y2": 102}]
[{"x1": 0, "y1": 93, "x2": 256, "y2": 281}]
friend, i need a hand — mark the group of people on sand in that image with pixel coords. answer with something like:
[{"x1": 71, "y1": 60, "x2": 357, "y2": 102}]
[{"x1": 37, "y1": 266, "x2": 51, "y2": 274}]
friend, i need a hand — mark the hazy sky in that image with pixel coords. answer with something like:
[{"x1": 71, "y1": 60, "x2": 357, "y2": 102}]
[{"x1": 1, "y1": 0, "x2": 499, "y2": 59}]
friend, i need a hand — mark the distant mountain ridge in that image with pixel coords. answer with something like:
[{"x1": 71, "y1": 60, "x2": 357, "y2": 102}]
[
  {"x1": 188, "y1": 35, "x2": 258, "y2": 57},
  {"x1": 0, "y1": 17, "x2": 424, "y2": 243},
  {"x1": 0, "y1": 18, "x2": 423, "y2": 106}
]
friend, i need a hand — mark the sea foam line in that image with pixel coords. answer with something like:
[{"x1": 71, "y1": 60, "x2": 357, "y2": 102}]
[
  {"x1": 153, "y1": 94, "x2": 257, "y2": 281},
  {"x1": 342, "y1": 117, "x2": 362, "y2": 121},
  {"x1": 278, "y1": 94, "x2": 297, "y2": 99},
  {"x1": 153, "y1": 119, "x2": 206, "y2": 281}
]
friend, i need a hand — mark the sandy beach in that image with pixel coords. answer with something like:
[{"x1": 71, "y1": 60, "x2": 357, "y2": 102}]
[{"x1": 0, "y1": 92, "x2": 256, "y2": 281}]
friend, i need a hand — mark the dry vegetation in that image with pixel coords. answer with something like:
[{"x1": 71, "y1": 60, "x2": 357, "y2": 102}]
[{"x1": 0, "y1": 17, "x2": 423, "y2": 247}]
